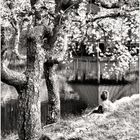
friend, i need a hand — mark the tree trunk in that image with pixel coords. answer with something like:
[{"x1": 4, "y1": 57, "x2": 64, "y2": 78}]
[
  {"x1": 16, "y1": 37, "x2": 44, "y2": 140},
  {"x1": 17, "y1": 86, "x2": 41, "y2": 140},
  {"x1": 44, "y1": 61, "x2": 60, "y2": 124}
]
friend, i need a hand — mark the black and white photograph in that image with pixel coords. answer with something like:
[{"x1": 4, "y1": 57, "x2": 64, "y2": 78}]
[{"x1": 0, "y1": 0, "x2": 139, "y2": 140}]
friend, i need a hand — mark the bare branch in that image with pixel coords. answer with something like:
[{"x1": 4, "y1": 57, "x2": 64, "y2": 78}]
[
  {"x1": 71, "y1": 10, "x2": 131, "y2": 23},
  {"x1": 13, "y1": 23, "x2": 27, "y2": 60},
  {"x1": 89, "y1": 12, "x2": 129, "y2": 22},
  {"x1": 92, "y1": 0, "x2": 139, "y2": 9},
  {"x1": 93, "y1": 1, "x2": 120, "y2": 9},
  {"x1": 5, "y1": 1, "x2": 27, "y2": 60}
]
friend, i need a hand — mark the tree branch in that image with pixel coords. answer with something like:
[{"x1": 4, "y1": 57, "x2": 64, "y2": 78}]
[
  {"x1": 7, "y1": 2, "x2": 18, "y2": 32},
  {"x1": 93, "y1": 1, "x2": 120, "y2": 9},
  {"x1": 94, "y1": 12, "x2": 126, "y2": 21},
  {"x1": 49, "y1": 15, "x2": 61, "y2": 45},
  {"x1": 9, "y1": 21, "x2": 27, "y2": 60},
  {"x1": 13, "y1": 27, "x2": 27, "y2": 60},
  {"x1": 87, "y1": 11, "x2": 130, "y2": 22},
  {"x1": 46, "y1": 1, "x2": 61, "y2": 49},
  {"x1": 1, "y1": 60, "x2": 27, "y2": 87},
  {"x1": 7, "y1": 1, "x2": 27, "y2": 61},
  {"x1": 125, "y1": 8, "x2": 139, "y2": 12},
  {"x1": 1, "y1": 38, "x2": 27, "y2": 87},
  {"x1": 92, "y1": 0, "x2": 139, "y2": 9},
  {"x1": 72, "y1": 12, "x2": 126, "y2": 23}
]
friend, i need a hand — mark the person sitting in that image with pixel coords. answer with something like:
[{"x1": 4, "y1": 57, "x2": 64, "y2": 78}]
[
  {"x1": 88, "y1": 90, "x2": 115, "y2": 115},
  {"x1": 100, "y1": 90, "x2": 115, "y2": 113}
]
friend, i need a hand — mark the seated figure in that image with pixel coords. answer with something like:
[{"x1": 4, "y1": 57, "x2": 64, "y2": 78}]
[
  {"x1": 88, "y1": 90, "x2": 115, "y2": 115},
  {"x1": 100, "y1": 90, "x2": 115, "y2": 113}
]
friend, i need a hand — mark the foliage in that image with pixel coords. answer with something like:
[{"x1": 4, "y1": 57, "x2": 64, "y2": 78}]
[
  {"x1": 1, "y1": 0, "x2": 139, "y2": 70},
  {"x1": 62, "y1": 0, "x2": 139, "y2": 77}
]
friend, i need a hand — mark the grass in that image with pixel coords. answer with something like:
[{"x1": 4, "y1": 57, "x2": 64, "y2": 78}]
[{"x1": 2, "y1": 94, "x2": 139, "y2": 140}]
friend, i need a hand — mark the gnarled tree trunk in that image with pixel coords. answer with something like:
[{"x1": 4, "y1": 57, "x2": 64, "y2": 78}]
[
  {"x1": 17, "y1": 36, "x2": 45, "y2": 140},
  {"x1": 44, "y1": 61, "x2": 60, "y2": 124},
  {"x1": 17, "y1": 85, "x2": 41, "y2": 140},
  {"x1": 16, "y1": 37, "x2": 44, "y2": 140}
]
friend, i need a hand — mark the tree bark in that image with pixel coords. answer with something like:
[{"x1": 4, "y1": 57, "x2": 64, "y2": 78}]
[
  {"x1": 41, "y1": 2, "x2": 68, "y2": 124},
  {"x1": 1, "y1": 61, "x2": 27, "y2": 87},
  {"x1": 17, "y1": 86, "x2": 41, "y2": 140},
  {"x1": 16, "y1": 36, "x2": 44, "y2": 140},
  {"x1": 44, "y1": 61, "x2": 60, "y2": 124}
]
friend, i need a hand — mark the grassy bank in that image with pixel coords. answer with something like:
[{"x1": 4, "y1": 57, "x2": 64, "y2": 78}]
[
  {"x1": 42, "y1": 94, "x2": 139, "y2": 140},
  {"x1": 2, "y1": 94, "x2": 139, "y2": 140}
]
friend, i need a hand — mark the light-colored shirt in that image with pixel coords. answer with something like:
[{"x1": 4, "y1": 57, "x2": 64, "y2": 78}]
[{"x1": 100, "y1": 100, "x2": 115, "y2": 113}]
